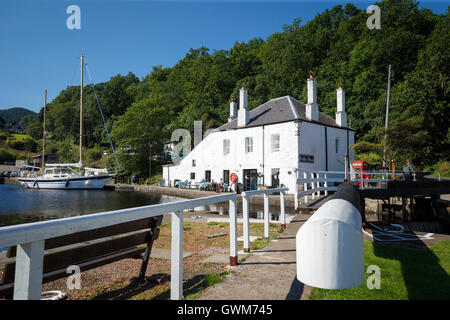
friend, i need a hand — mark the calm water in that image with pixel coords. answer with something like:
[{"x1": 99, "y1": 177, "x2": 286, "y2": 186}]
[{"x1": 0, "y1": 184, "x2": 182, "y2": 227}]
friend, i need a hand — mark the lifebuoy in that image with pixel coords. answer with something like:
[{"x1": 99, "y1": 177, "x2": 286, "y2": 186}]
[{"x1": 230, "y1": 173, "x2": 237, "y2": 183}]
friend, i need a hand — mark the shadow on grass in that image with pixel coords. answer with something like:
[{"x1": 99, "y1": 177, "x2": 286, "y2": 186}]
[
  {"x1": 91, "y1": 273, "x2": 170, "y2": 300},
  {"x1": 372, "y1": 234, "x2": 450, "y2": 299},
  {"x1": 91, "y1": 273, "x2": 226, "y2": 300}
]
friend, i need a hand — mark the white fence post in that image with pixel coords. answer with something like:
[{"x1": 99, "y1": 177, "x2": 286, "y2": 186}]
[
  {"x1": 294, "y1": 178, "x2": 298, "y2": 211},
  {"x1": 242, "y1": 195, "x2": 250, "y2": 252},
  {"x1": 324, "y1": 173, "x2": 328, "y2": 196},
  {"x1": 316, "y1": 172, "x2": 320, "y2": 197},
  {"x1": 229, "y1": 198, "x2": 238, "y2": 266},
  {"x1": 280, "y1": 191, "x2": 286, "y2": 229},
  {"x1": 13, "y1": 240, "x2": 45, "y2": 300},
  {"x1": 170, "y1": 210, "x2": 183, "y2": 300},
  {"x1": 264, "y1": 193, "x2": 270, "y2": 238},
  {"x1": 311, "y1": 172, "x2": 315, "y2": 200},
  {"x1": 303, "y1": 171, "x2": 308, "y2": 203}
]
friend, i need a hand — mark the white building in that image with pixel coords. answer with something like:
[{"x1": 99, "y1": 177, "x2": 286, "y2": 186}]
[{"x1": 162, "y1": 75, "x2": 355, "y2": 193}]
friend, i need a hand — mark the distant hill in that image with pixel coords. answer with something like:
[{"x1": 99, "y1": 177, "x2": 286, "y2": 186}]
[{"x1": 0, "y1": 108, "x2": 37, "y2": 126}]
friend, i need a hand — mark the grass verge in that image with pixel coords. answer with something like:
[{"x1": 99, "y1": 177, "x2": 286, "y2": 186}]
[{"x1": 310, "y1": 240, "x2": 450, "y2": 300}]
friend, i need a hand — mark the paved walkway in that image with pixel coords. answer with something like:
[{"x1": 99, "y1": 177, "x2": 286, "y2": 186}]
[{"x1": 198, "y1": 213, "x2": 312, "y2": 300}]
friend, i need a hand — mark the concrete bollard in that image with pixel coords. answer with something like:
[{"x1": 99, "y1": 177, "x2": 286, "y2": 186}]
[{"x1": 296, "y1": 183, "x2": 364, "y2": 289}]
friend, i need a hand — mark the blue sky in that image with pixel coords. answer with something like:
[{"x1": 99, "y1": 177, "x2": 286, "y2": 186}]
[{"x1": 0, "y1": 0, "x2": 447, "y2": 112}]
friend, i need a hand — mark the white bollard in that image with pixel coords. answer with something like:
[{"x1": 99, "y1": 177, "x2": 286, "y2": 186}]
[{"x1": 296, "y1": 184, "x2": 364, "y2": 289}]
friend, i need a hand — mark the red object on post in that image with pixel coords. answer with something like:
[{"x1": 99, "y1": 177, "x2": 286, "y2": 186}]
[
  {"x1": 351, "y1": 160, "x2": 369, "y2": 187},
  {"x1": 230, "y1": 173, "x2": 237, "y2": 183}
]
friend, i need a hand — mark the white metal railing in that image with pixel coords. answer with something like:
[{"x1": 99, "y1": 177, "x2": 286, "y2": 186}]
[
  {"x1": 293, "y1": 169, "x2": 440, "y2": 209},
  {"x1": 240, "y1": 187, "x2": 289, "y2": 252},
  {"x1": 0, "y1": 193, "x2": 238, "y2": 300}
]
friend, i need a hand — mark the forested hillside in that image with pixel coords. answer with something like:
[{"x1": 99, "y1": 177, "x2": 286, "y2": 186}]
[
  {"x1": 0, "y1": 108, "x2": 36, "y2": 126},
  {"x1": 20, "y1": 0, "x2": 449, "y2": 176}
]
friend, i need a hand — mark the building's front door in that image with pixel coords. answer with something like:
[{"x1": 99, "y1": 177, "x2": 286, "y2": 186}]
[
  {"x1": 223, "y1": 170, "x2": 230, "y2": 184},
  {"x1": 271, "y1": 168, "x2": 280, "y2": 188},
  {"x1": 205, "y1": 170, "x2": 211, "y2": 182},
  {"x1": 243, "y1": 169, "x2": 258, "y2": 191}
]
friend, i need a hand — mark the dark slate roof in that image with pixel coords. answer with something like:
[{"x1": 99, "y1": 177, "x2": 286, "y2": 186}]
[{"x1": 216, "y1": 96, "x2": 354, "y2": 131}]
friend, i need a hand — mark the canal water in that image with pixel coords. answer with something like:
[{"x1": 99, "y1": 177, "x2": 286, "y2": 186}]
[
  {"x1": 0, "y1": 184, "x2": 182, "y2": 228},
  {"x1": 0, "y1": 184, "x2": 293, "y2": 229}
]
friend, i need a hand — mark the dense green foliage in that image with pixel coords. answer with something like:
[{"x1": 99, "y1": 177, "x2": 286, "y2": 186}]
[
  {"x1": 0, "y1": 108, "x2": 36, "y2": 126},
  {"x1": 23, "y1": 0, "x2": 449, "y2": 175}
]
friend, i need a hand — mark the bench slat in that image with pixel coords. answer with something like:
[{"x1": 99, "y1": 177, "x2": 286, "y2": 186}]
[{"x1": 0, "y1": 246, "x2": 147, "y2": 299}]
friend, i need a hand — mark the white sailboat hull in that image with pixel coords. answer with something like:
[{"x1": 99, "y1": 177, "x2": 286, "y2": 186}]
[{"x1": 18, "y1": 175, "x2": 113, "y2": 189}]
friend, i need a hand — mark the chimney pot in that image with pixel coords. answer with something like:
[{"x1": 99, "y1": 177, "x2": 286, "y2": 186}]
[{"x1": 238, "y1": 86, "x2": 249, "y2": 127}]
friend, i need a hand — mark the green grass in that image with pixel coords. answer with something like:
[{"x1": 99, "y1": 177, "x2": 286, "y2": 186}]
[
  {"x1": 310, "y1": 240, "x2": 450, "y2": 300},
  {"x1": 11, "y1": 134, "x2": 32, "y2": 141}
]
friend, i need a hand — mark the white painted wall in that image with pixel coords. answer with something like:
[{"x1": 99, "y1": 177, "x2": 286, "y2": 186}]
[
  {"x1": 163, "y1": 122, "x2": 299, "y2": 192},
  {"x1": 162, "y1": 120, "x2": 355, "y2": 194}
]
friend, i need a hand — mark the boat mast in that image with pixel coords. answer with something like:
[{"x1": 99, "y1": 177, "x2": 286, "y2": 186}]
[
  {"x1": 41, "y1": 89, "x2": 47, "y2": 170},
  {"x1": 79, "y1": 55, "x2": 84, "y2": 168}
]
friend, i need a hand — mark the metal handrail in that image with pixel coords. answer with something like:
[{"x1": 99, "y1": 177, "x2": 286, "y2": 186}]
[{"x1": 0, "y1": 193, "x2": 238, "y2": 300}]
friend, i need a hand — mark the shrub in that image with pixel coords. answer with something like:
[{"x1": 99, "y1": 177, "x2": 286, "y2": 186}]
[
  {"x1": 0, "y1": 148, "x2": 15, "y2": 163},
  {"x1": 6, "y1": 139, "x2": 25, "y2": 150},
  {"x1": 86, "y1": 147, "x2": 102, "y2": 161}
]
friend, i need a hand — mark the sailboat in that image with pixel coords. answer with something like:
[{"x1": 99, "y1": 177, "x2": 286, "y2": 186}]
[{"x1": 18, "y1": 55, "x2": 116, "y2": 189}]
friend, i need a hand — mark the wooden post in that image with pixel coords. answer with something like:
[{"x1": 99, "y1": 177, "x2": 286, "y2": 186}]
[
  {"x1": 170, "y1": 210, "x2": 183, "y2": 300},
  {"x1": 13, "y1": 240, "x2": 45, "y2": 300},
  {"x1": 242, "y1": 195, "x2": 250, "y2": 252},
  {"x1": 311, "y1": 172, "x2": 315, "y2": 200},
  {"x1": 264, "y1": 193, "x2": 270, "y2": 238},
  {"x1": 229, "y1": 199, "x2": 238, "y2": 266},
  {"x1": 280, "y1": 191, "x2": 286, "y2": 229},
  {"x1": 324, "y1": 172, "x2": 328, "y2": 196},
  {"x1": 391, "y1": 159, "x2": 395, "y2": 180}
]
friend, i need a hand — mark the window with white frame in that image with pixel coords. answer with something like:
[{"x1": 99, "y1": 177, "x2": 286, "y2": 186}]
[
  {"x1": 335, "y1": 138, "x2": 340, "y2": 154},
  {"x1": 245, "y1": 137, "x2": 253, "y2": 153},
  {"x1": 192, "y1": 159, "x2": 196, "y2": 167},
  {"x1": 223, "y1": 139, "x2": 230, "y2": 155},
  {"x1": 271, "y1": 134, "x2": 280, "y2": 152}
]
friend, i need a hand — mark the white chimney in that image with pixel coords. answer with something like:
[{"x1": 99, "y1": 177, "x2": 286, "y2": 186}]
[
  {"x1": 306, "y1": 72, "x2": 319, "y2": 121},
  {"x1": 237, "y1": 86, "x2": 249, "y2": 127},
  {"x1": 228, "y1": 99, "x2": 237, "y2": 122},
  {"x1": 336, "y1": 84, "x2": 347, "y2": 127}
]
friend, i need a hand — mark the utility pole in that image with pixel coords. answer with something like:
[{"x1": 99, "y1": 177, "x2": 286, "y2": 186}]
[
  {"x1": 41, "y1": 89, "x2": 47, "y2": 170},
  {"x1": 149, "y1": 142, "x2": 152, "y2": 183},
  {"x1": 383, "y1": 64, "x2": 392, "y2": 169}
]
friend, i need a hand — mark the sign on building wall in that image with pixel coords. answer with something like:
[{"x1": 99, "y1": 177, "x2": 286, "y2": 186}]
[{"x1": 299, "y1": 154, "x2": 314, "y2": 163}]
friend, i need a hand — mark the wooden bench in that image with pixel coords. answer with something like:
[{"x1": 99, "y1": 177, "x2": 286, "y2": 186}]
[{"x1": 0, "y1": 216, "x2": 163, "y2": 299}]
